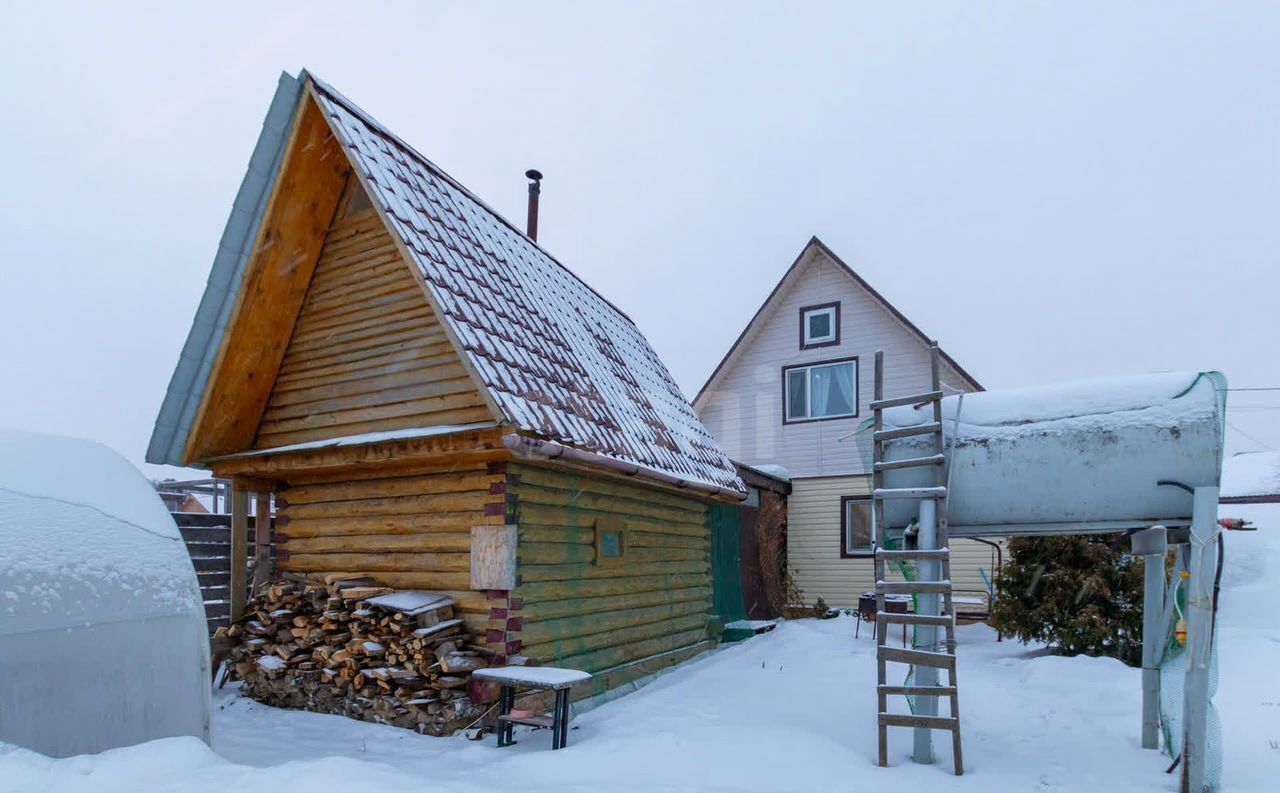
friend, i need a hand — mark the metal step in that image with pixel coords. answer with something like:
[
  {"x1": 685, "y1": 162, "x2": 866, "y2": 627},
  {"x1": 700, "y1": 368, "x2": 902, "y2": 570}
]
[
  {"x1": 876, "y1": 580, "x2": 952, "y2": 595},
  {"x1": 873, "y1": 454, "x2": 946, "y2": 472},
  {"x1": 870, "y1": 390, "x2": 944, "y2": 411},
  {"x1": 876, "y1": 611, "x2": 954, "y2": 627},
  {"x1": 878, "y1": 684, "x2": 958, "y2": 698},
  {"x1": 878, "y1": 646, "x2": 957, "y2": 670},
  {"x1": 873, "y1": 422, "x2": 942, "y2": 443},
  {"x1": 497, "y1": 713, "x2": 555, "y2": 728},
  {"x1": 875, "y1": 548, "x2": 951, "y2": 561},
  {"x1": 879, "y1": 713, "x2": 960, "y2": 731},
  {"x1": 873, "y1": 486, "x2": 947, "y2": 501}
]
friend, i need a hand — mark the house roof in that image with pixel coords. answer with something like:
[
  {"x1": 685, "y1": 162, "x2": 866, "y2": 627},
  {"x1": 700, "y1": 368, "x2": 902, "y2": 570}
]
[
  {"x1": 695, "y1": 236, "x2": 982, "y2": 405},
  {"x1": 149, "y1": 71, "x2": 744, "y2": 497},
  {"x1": 1221, "y1": 450, "x2": 1280, "y2": 502}
]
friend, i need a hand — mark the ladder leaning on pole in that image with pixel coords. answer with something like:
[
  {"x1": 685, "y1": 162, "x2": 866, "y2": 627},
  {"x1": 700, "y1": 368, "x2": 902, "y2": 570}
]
[{"x1": 871, "y1": 345, "x2": 964, "y2": 775}]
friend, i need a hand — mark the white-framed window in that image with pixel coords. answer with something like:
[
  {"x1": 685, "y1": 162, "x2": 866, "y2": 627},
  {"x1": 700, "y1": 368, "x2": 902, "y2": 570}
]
[
  {"x1": 842, "y1": 495, "x2": 874, "y2": 556},
  {"x1": 783, "y1": 358, "x2": 858, "y2": 423},
  {"x1": 800, "y1": 302, "x2": 840, "y2": 348}
]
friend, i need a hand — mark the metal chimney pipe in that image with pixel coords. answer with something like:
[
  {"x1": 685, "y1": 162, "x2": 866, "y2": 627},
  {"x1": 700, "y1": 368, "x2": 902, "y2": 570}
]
[{"x1": 525, "y1": 169, "x2": 542, "y2": 241}]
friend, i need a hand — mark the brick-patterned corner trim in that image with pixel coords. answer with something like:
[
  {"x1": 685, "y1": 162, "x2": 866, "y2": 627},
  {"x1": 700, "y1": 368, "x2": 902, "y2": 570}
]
[{"x1": 484, "y1": 590, "x2": 524, "y2": 665}]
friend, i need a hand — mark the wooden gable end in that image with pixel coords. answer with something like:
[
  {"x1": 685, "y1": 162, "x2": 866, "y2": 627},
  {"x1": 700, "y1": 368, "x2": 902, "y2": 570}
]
[
  {"x1": 252, "y1": 192, "x2": 493, "y2": 450},
  {"x1": 183, "y1": 95, "x2": 351, "y2": 463},
  {"x1": 183, "y1": 90, "x2": 496, "y2": 464}
]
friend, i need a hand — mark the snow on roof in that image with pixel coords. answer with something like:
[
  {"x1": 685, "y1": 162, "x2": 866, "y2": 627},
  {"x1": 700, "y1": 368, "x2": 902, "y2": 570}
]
[
  {"x1": 309, "y1": 77, "x2": 744, "y2": 496},
  {"x1": 0, "y1": 430, "x2": 203, "y2": 633},
  {"x1": 1221, "y1": 451, "x2": 1280, "y2": 499},
  {"x1": 209, "y1": 422, "x2": 499, "y2": 460}
]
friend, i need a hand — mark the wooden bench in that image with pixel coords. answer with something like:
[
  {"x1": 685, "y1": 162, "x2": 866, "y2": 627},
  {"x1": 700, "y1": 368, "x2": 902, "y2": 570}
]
[{"x1": 473, "y1": 666, "x2": 592, "y2": 750}]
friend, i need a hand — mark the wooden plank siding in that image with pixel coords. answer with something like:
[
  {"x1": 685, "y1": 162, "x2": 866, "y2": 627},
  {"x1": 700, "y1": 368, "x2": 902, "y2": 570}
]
[
  {"x1": 272, "y1": 460, "x2": 507, "y2": 635},
  {"x1": 507, "y1": 463, "x2": 715, "y2": 674},
  {"x1": 253, "y1": 203, "x2": 491, "y2": 450},
  {"x1": 787, "y1": 475, "x2": 1001, "y2": 611}
]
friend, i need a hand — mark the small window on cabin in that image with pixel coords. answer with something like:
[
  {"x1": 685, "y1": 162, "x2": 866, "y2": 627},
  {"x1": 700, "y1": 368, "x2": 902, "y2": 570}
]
[
  {"x1": 341, "y1": 179, "x2": 374, "y2": 217},
  {"x1": 800, "y1": 302, "x2": 839, "y2": 348},
  {"x1": 842, "y1": 496, "x2": 874, "y2": 557},
  {"x1": 783, "y1": 359, "x2": 857, "y2": 422},
  {"x1": 595, "y1": 517, "x2": 626, "y2": 564}
]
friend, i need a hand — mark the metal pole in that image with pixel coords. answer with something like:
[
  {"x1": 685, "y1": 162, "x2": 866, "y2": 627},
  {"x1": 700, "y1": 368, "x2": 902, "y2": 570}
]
[
  {"x1": 1181, "y1": 487, "x2": 1218, "y2": 793},
  {"x1": 1133, "y1": 525, "x2": 1168, "y2": 750},
  {"x1": 913, "y1": 498, "x2": 939, "y2": 764}
]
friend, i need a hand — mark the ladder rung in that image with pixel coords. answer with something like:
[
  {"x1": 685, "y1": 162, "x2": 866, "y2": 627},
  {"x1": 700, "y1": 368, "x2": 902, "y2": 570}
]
[
  {"x1": 873, "y1": 486, "x2": 947, "y2": 500},
  {"x1": 879, "y1": 713, "x2": 959, "y2": 731},
  {"x1": 878, "y1": 684, "x2": 958, "y2": 698},
  {"x1": 873, "y1": 454, "x2": 946, "y2": 472},
  {"x1": 870, "y1": 390, "x2": 944, "y2": 411},
  {"x1": 875, "y1": 548, "x2": 950, "y2": 561},
  {"x1": 877, "y1": 581, "x2": 952, "y2": 595},
  {"x1": 874, "y1": 423, "x2": 942, "y2": 442},
  {"x1": 877, "y1": 611, "x2": 953, "y2": 627},
  {"x1": 878, "y1": 646, "x2": 957, "y2": 670}
]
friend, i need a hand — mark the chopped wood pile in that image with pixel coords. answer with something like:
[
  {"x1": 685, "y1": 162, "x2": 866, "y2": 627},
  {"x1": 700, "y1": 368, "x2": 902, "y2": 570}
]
[{"x1": 218, "y1": 573, "x2": 491, "y2": 736}]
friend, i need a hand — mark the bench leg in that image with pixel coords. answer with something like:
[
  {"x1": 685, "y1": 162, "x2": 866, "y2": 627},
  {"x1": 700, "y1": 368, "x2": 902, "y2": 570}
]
[
  {"x1": 552, "y1": 689, "x2": 569, "y2": 749},
  {"x1": 497, "y1": 685, "x2": 515, "y2": 747}
]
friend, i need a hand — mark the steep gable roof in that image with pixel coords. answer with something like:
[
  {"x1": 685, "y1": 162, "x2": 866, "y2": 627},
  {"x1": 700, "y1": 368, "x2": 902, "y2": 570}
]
[
  {"x1": 695, "y1": 236, "x2": 981, "y2": 405},
  {"x1": 148, "y1": 71, "x2": 744, "y2": 497}
]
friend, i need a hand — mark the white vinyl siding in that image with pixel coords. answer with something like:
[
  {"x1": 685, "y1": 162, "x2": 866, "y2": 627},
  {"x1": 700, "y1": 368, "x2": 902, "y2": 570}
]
[
  {"x1": 787, "y1": 475, "x2": 1001, "y2": 611},
  {"x1": 695, "y1": 245, "x2": 975, "y2": 478}
]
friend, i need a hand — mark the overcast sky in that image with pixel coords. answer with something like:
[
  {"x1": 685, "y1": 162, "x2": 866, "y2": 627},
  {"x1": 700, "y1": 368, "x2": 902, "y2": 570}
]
[{"x1": 1, "y1": 1, "x2": 1276, "y2": 479}]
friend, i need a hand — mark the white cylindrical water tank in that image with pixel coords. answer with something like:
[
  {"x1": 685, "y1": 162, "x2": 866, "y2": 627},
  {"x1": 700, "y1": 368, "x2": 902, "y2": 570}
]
[
  {"x1": 0, "y1": 431, "x2": 210, "y2": 757},
  {"x1": 875, "y1": 371, "x2": 1226, "y2": 532}
]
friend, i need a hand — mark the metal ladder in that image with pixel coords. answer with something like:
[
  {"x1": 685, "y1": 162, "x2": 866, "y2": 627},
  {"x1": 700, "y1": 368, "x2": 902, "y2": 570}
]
[{"x1": 871, "y1": 345, "x2": 964, "y2": 775}]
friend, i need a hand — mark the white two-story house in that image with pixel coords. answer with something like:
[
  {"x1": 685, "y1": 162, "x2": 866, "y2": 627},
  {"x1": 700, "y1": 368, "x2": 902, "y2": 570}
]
[{"x1": 694, "y1": 237, "x2": 998, "y2": 611}]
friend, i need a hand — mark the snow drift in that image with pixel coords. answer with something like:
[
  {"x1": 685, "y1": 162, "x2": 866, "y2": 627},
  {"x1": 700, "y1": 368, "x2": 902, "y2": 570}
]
[{"x1": 0, "y1": 430, "x2": 210, "y2": 757}]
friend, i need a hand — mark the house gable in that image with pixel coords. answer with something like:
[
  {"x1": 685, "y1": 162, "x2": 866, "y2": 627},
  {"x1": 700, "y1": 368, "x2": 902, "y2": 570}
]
[
  {"x1": 253, "y1": 187, "x2": 493, "y2": 450},
  {"x1": 694, "y1": 239, "x2": 979, "y2": 478},
  {"x1": 154, "y1": 72, "x2": 743, "y2": 497},
  {"x1": 183, "y1": 95, "x2": 354, "y2": 463}
]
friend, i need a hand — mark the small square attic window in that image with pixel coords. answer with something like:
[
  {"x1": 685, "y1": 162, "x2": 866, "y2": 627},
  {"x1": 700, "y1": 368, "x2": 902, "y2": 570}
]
[{"x1": 800, "y1": 302, "x2": 840, "y2": 349}]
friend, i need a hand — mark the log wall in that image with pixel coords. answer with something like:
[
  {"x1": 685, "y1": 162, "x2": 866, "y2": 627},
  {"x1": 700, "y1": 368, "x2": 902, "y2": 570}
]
[
  {"x1": 254, "y1": 205, "x2": 491, "y2": 450},
  {"x1": 273, "y1": 460, "x2": 508, "y2": 634},
  {"x1": 507, "y1": 463, "x2": 715, "y2": 674}
]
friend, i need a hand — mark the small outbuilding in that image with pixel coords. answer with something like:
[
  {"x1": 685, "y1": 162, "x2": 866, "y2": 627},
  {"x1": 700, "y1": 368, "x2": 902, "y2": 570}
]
[
  {"x1": 0, "y1": 430, "x2": 210, "y2": 757},
  {"x1": 146, "y1": 71, "x2": 747, "y2": 701}
]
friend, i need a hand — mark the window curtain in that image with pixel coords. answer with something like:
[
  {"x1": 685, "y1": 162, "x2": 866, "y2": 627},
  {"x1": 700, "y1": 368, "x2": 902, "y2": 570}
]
[{"x1": 812, "y1": 363, "x2": 854, "y2": 417}]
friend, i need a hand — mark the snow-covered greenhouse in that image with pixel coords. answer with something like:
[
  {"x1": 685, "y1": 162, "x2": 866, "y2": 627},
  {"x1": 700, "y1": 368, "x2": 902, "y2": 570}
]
[{"x1": 0, "y1": 430, "x2": 210, "y2": 756}]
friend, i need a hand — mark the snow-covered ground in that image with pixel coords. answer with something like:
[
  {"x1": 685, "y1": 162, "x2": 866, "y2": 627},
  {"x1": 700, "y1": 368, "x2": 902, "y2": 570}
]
[{"x1": 3, "y1": 505, "x2": 1278, "y2": 793}]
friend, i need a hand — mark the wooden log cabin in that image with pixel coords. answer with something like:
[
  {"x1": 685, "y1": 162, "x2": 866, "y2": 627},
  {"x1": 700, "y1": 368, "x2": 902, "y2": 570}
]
[{"x1": 147, "y1": 71, "x2": 747, "y2": 694}]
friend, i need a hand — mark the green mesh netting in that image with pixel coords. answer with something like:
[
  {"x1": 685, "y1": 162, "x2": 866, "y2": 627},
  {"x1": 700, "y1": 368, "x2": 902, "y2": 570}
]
[
  {"x1": 881, "y1": 533, "x2": 921, "y2": 714},
  {"x1": 1158, "y1": 573, "x2": 1223, "y2": 792}
]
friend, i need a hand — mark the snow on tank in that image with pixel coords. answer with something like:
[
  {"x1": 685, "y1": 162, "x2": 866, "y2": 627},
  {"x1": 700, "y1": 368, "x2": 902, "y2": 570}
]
[
  {"x1": 0, "y1": 430, "x2": 210, "y2": 757},
  {"x1": 872, "y1": 371, "x2": 1226, "y2": 534}
]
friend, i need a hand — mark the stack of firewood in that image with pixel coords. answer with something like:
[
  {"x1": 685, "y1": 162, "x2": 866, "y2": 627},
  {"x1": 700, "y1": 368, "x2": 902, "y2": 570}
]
[{"x1": 218, "y1": 573, "x2": 491, "y2": 736}]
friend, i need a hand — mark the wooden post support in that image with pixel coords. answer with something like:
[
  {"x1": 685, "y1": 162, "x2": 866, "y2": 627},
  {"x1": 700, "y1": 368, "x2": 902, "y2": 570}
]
[
  {"x1": 230, "y1": 487, "x2": 249, "y2": 622},
  {"x1": 253, "y1": 490, "x2": 273, "y2": 588}
]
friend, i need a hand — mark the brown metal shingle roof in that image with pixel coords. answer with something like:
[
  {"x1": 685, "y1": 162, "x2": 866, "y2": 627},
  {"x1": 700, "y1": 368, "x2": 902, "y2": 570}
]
[{"x1": 310, "y1": 78, "x2": 744, "y2": 496}]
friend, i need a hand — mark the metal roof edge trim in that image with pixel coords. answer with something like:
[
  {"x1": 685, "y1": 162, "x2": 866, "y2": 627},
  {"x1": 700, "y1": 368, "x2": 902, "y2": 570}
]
[{"x1": 145, "y1": 71, "x2": 305, "y2": 466}]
